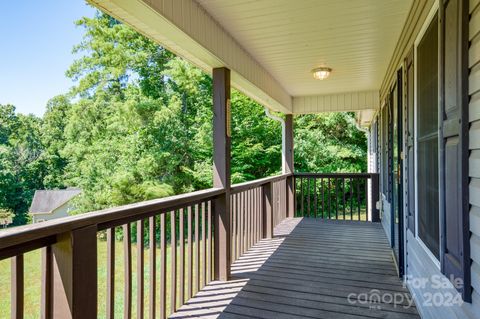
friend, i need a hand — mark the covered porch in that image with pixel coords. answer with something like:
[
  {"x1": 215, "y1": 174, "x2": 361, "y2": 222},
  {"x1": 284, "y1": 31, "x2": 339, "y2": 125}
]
[{"x1": 2, "y1": 0, "x2": 461, "y2": 318}]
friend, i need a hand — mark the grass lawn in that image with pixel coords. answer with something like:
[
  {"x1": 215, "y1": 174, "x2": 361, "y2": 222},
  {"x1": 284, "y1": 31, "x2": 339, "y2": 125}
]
[{"x1": 0, "y1": 239, "x2": 206, "y2": 319}]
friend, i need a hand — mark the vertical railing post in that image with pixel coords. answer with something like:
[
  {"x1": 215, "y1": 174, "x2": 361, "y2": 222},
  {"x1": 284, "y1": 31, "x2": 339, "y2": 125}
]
[
  {"x1": 263, "y1": 181, "x2": 274, "y2": 239},
  {"x1": 212, "y1": 67, "x2": 231, "y2": 281},
  {"x1": 52, "y1": 225, "x2": 97, "y2": 318},
  {"x1": 371, "y1": 173, "x2": 380, "y2": 222},
  {"x1": 285, "y1": 115, "x2": 295, "y2": 218}
]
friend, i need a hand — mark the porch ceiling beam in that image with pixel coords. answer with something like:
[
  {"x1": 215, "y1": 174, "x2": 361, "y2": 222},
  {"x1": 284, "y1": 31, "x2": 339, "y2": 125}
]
[
  {"x1": 292, "y1": 90, "x2": 379, "y2": 114},
  {"x1": 88, "y1": 0, "x2": 292, "y2": 114}
]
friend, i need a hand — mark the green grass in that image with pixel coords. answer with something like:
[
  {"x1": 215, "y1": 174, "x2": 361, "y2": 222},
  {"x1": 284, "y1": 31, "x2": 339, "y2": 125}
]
[{"x1": 0, "y1": 239, "x2": 207, "y2": 319}]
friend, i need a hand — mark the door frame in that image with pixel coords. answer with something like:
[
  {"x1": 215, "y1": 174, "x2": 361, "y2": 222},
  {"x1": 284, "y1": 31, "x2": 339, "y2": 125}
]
[{"x1": 389, "y1": 67, "x2": 405, "y2": 277}]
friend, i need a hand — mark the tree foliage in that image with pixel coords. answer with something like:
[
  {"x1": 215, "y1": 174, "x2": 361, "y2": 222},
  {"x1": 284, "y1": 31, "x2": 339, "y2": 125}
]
[{"x1": 0, "y1": 11, "x2": 366, "y2": 225}]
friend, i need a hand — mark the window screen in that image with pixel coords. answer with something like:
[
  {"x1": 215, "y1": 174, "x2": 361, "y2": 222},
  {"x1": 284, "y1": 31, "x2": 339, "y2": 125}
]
[{"x1": 416, "y1": 14, "x2": 439, "y2": 259}]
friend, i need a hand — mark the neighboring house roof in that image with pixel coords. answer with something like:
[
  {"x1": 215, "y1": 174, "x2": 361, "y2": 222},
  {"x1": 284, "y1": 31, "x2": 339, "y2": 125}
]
[{"x1": 29, "y1": 188, "x2": 82, "y2": 214}]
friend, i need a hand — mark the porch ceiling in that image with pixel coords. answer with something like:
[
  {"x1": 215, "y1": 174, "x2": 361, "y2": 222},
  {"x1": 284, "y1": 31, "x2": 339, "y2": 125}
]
[
  {"x1": 198, "y1": 0, "x2": 412, "y2": 97},
  {"x1": 89, "y1": 0, "x2": 412, "y2": 115}
]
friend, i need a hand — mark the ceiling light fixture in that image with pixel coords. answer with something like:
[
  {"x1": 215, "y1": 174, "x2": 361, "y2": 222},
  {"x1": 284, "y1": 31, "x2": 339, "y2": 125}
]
[{"x1": 312, "y1": 67, "x2": 332, "y2": 80}]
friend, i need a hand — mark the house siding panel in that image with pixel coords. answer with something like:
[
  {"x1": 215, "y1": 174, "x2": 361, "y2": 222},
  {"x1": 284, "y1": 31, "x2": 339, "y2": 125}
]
[
  {"x1": 374, "y1": 0, "x2": 480, "y2": 316},
  {"x1": 470, "y1": 1, "x2": 480, "y2": 312},
  {"x1": 292, "y1": 90, "x2": 379, "y2": 114},
  {"x1": 406, "y1": 230, "x2": 479, "y2": 319},
  {"x1": 382, "y1": 199, "x2": 392, "y2": 244}
]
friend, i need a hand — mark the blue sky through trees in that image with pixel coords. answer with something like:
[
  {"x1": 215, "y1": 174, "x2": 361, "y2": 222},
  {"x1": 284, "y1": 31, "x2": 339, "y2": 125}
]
[{"x1": 0, "y1": 1, "x2": 95, "y2": 116}]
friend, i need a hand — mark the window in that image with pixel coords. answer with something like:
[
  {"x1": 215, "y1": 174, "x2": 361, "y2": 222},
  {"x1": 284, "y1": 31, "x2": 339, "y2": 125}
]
[
  {"x1": 416, "y1": 13, "x2": 439, "y2": 259},
  {"x1": 381, "y1": 105, "x2": 389, "y2": 197}
]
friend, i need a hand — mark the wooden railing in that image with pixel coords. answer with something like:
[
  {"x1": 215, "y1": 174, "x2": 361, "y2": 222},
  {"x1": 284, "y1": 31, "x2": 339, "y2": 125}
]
[
  {"x1": 0, "y1": 172, "x2": 377, "y2": 318},
  {"x1": 0, "y1": 174, "x2": 292, "y2": 319},
  {"x1": 0, "y1": 188, "x2": 223, "y2": 319},
  {"x1": 229, "y1": 174, "x2": 290, "y2": 263},
  {"x1": 294, "y1": 173, "x2": 380, "y2": 222}
]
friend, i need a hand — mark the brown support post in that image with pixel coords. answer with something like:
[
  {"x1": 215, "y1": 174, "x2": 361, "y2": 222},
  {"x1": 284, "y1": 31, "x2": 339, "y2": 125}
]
[
  {"x1": 285, "y1": 114, "x2": 295, "y2": 218},
  {"x1": 371, "y1": 173, "x2": 380, "y2": 222},
  {"x1": 213, "y1": 67, "x2": 231, "y2": 281},
  {"x1": 52, "y1": 225, "x2": 97, "y2": 319},
  {"x1": 263, "y1": 181, "x2": 274, "y2": 239}
]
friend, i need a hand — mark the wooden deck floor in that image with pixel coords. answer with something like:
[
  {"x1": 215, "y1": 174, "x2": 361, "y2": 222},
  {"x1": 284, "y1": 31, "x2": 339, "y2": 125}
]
[{"x1": 171, "y1": 218, "x2": 420, "y2": 319}]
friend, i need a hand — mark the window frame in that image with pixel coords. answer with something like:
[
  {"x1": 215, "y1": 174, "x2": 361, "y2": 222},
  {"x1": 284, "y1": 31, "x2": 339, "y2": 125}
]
[{"x1": 413, "y1": 0, "x2": 441, "y2": 268}]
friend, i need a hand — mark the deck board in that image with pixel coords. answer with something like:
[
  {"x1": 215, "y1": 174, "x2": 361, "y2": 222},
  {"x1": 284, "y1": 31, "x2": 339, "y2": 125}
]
[{"x1": 170, "y1": 218, "x2": 419, "y2": 319}]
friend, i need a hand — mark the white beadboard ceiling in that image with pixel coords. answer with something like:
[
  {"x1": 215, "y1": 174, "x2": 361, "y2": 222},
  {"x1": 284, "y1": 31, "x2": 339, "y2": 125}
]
[{"x1": 197, "y1": 0, "x2": 413, "y2": 97}]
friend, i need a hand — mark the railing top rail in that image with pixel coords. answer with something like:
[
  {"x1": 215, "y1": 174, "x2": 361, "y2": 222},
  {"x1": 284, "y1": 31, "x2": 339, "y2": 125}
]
[
  {"x1": 0, "y1": 187, "x2": 224, "y2": 252},
  {"x1": 294, "y1": 172, "x2": 378, "y2": 178},
  {"x1": 230, "y1": 173, "x2": 291, "y2": 194}
]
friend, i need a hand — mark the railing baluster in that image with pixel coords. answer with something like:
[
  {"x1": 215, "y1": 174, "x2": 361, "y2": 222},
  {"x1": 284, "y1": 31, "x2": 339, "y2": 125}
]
[
  {"x1": 248, "y1": 189, "x2": 251, "y2": 248},
  {"x1": 137, "y1": 220, "x2": 144, "y2": 319},
  {"x1": 321, "y1": 178, "x2": 325, "y2": 219},
  {"x1": 236, "y1": 193, "x2": 240, "y2": 260},
  {"x1": 194, "y1": 204, "x2": 200, "y2": 293},
  {"x1": 170, "y1": 210, "x2": 177, "y2": 314},
  {"x1": 350, "y1": 178, "x2": 354, "y2": 220},
  {"x1": 245, "y1": 190, "x2": 252, "y2": 251},
  {"x1": 232, "y1": 194, "x2": 236, "y2": 262},
  {"x1": 179, "y1": 209, "x2": 185, "y2": 304},
  {"x1": 149, "y1": 217, "x2": 156, "y2": 319},
  {"x1": 123, "y1": 224, "x2": 132, "y2": 319},
  {"x1": 343, "y1": 178, "x2": 346, "y2": 220},
  {"x1": 357, "y1": 178, "x2": 361, "y2": 220},
  {"x1": 240, "y1": 191, "x2": 245, "y2": 255},
  {"x1": 257, "y1": 187, "x2": 261, "y2": 241},
  {"x1": 41, "y1": 247, "x2": 52, "y2": 319},
  {"x1": 256, "y1": 188, "x2": 259, "y2": 241},
  {"x1": 300, "y1": 177, "x2": 304, "y2": 217},
  {"x1": 106, "y1": 228, "x2": 115, "y2": 319},
  {"x1": 307, "y1": 177, "x2": 311, "y2": 218},
  {"x1": 328, "y1": 178, "x2": 331, "y2": 219},
  {"x1": 201, "y1": 202, "x2": 206, "y2": 289},
  {"x1": 251, "y1": 189, "x2": 255, "y2": 245},
  {"x1": 335, "y1": 178, "x2": 339, "y2": 220},
  {"x1": 251, "y1": 189, "x2": 254, "y2": 247},
  {"x1": 253, "y1": 188, "x2": 256, "y2": 243},
  {"x1": 253, "y1": 188, "x2": 256, "y2": 244},
  {"x1": 160, "y1": 214, "x2": 166, "y2": 319},
  {"x1": 313, "y1": 178, "x2": 317, "y2": 218},
  {"x1": 207, "y1": 201, "x2": 212, "y2": 283},
  {"x1": 11, "y1": 254, "x2": 24, "y2": 319},
  {"x1": 187, "y1": 206, "x2": 193, "y2": 299},
  {"x1": 365, "y1": 178, "x2": 369, "y2": 222}
]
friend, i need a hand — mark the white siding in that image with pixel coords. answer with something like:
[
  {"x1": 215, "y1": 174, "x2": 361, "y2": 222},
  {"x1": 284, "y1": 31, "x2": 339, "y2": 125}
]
[
  {"x1": 381, "y1": 197, "x2": 392, "y2": 245},
  {"x1": 292, "y1": 90, "x2": 379, "y2": 114},
  {"x1": 469, "y1": 0, "x2": 480, "y2": 316},
  {"x1": 406, "y1": 230, "x2": 480, "y2": 319},
  {"x1": 31, "y1": 202, "x2": 74, "y2": 223}
]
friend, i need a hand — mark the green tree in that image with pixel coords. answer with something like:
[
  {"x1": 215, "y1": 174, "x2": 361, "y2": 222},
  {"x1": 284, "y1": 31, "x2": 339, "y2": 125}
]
[
  {"x1": 294, "y1": 112, "x2": 367, "y2": 173},
  {"x1": 0, "y1": 10, "x2": 366, "y2": 224},
  {"x1": 0, "y1": 104, "x2": 45, "y2": 224}
]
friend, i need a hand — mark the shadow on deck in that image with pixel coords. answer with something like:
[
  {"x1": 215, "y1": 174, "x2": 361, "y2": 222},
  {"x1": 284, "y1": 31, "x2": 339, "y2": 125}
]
[{"x1": 171, "y1": 218, "x2": 419, "y2": 319}]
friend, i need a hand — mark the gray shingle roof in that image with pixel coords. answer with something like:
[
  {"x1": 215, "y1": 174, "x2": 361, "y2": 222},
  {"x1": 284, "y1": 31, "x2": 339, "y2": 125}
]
[{"x1": 29, "y1": 188, "x2": 82, "y2": 213}]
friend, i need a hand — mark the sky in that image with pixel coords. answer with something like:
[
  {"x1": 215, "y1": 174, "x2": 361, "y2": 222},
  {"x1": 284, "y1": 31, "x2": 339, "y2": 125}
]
[{"x1": 0, "y1": 1, "x2": 96, "y2": 116}]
